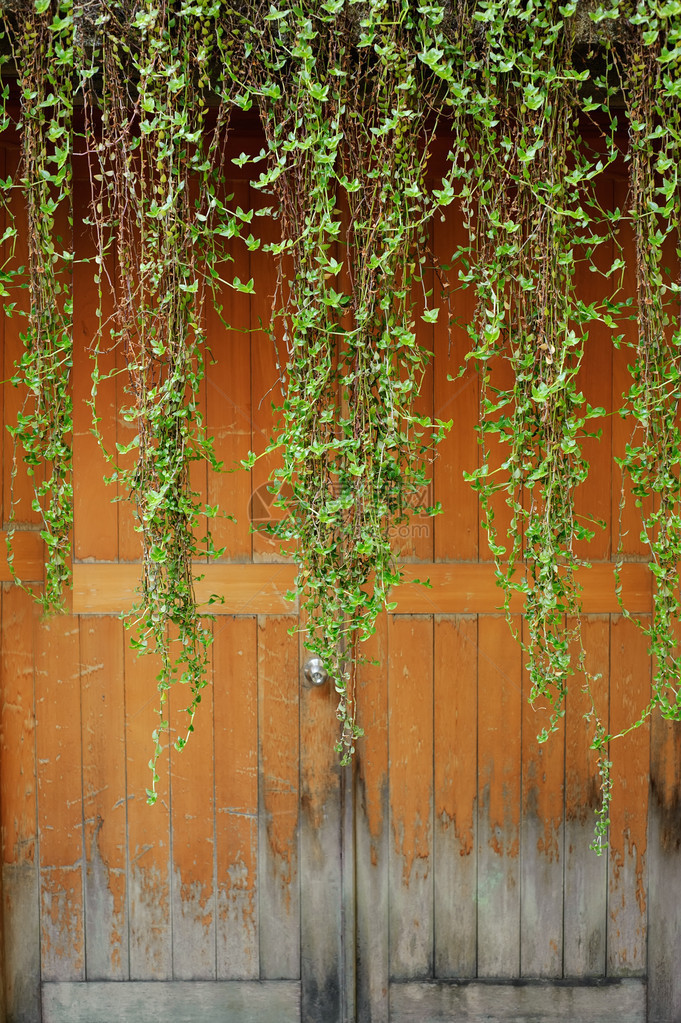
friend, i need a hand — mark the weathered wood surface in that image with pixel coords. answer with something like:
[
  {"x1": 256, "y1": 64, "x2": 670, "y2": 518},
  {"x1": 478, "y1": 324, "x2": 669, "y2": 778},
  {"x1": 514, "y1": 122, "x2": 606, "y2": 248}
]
[
  {"x1": 388, "y1": 615, "x2": 434, "y2": 981},
  {"x1": 1, "y1": 585, "x2": 41, "y2": 1022},
  {"x1": 355, "y1": 617, "x2": 390, "y2": 1023},
  {"x1": 563, "y1": 616, "x2": 608, "y2": 977},
  {"x1": 477, "y1": 615, "x2": 522, "y2": 979},
  {"x1": 389, "y1": 979, "x2": 646, "y2": 1022},
  {"x1": 41, "y1": 980, "x2": 300, "y2": 1023},
  {"x1": 433, "y1": 615, "x2": 477, "y2": 979}
]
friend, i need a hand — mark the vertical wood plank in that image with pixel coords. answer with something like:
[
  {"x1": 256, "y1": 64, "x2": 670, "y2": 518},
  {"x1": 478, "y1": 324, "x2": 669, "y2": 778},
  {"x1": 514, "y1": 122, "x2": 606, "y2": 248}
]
[
  {"x1": 433, "y1": 614, "x2": 477, "y2": 978},
  {"x1": 388, "y1": 615, "x2": 434, "y2": 980},
  {"x1": 520, "y1": 619, "x2": 564, "y2": 978},
  {"x1": 1, "y1": 584, "x2": 41, "y2": 1020},
  {"x1": 648, "y1": 712, "x2": 681, "y2": 1023},
  {"x1": 563, "y1": 616, "x2": 608, "y2": 977},
  {"x1": 214, "y1": 615, "x2": 259, "y2": 980},
  {"x1": 612, "y1": 177, "x2": 648, "y2": 560},
  {"x1": 258, "y1": 615, "x2": 299, "y2": 978},
  {"x1": 607, "y1": 615, "x2": 649, "y2": 977},
  {"x1": 169, "y1": 629, "x2": 216, "y2": 981},
  {"x1": 249, "y1": 203, "x2": 286, "y2": 564},
  {"x1": 124, "y1": 642, "x2": 172, "y2": 979},
  {"x1": 3, "y1": 143, "x2": 40, "y2": 532},
  {"x1": 477, "y1": 614, "x2": 521, "y2": 978},
  {"x1": 72, "y1": 163, "x2": 118, "y2": 562},
  {"x1": 395, "y1": 271, "x2": 434, "y2": 564},
  {"x1": 433, "y1": 202, "x2": 478, "y2": 563},
  {"x1": 573, "y1": 177, "x2": 613, "y2": 563},
  {"x1": 206, "y1": 178, "x2": 252, "y2": 563},
  {"x1": 35, "y1": 615, "x2": 84, "y2": 981},
  {"x1": 355, "y1": 615, "x2": 389, "y2": 1023},
  {"x1": 80, "y1": 616, "x2": 129, "y2": 980},
  {"x1": 299, "y1": 627, "x2": 342, "y2": 1022}
]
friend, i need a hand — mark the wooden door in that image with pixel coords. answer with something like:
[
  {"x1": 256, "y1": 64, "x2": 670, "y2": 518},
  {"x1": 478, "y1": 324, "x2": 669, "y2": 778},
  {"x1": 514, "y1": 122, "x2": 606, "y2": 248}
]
[{"x1": 1, "y1": 135, "x2": 681, "y2": 1023}]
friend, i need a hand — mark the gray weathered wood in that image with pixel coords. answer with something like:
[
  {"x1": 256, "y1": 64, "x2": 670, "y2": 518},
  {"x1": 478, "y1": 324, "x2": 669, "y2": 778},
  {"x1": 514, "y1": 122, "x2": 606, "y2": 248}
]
[
  {"x1": 3, "y1": 863, "x2": 41, "y2": 1023},
  {"x1": 389, "y1": 979, "x2": 646, "y2": 1022},
  {"x1": 42, "y1": 981, "x2": 300, "y2": 1023},
  {"x1": 647, "y1": 714, "x2": 681, "y2": 1023}
]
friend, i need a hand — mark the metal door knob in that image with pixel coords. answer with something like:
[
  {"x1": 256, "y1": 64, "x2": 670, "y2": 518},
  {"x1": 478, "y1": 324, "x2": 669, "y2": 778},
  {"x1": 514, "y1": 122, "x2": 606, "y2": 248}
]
[{"x1": 303, "y1": 657, "x2": 328, "y2": 687}]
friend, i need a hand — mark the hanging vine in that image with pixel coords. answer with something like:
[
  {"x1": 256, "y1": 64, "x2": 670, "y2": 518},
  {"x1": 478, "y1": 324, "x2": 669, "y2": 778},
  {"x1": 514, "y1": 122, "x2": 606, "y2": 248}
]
[
  {"x1": 2, "y1": 0, "x2": 73, "y2": 611},
  {"x1": 245, "y1": 0, "x2": 451, "y2": 758},
  {"x1": 0, "y1": 0, "x2": 680, "y2": 832}
]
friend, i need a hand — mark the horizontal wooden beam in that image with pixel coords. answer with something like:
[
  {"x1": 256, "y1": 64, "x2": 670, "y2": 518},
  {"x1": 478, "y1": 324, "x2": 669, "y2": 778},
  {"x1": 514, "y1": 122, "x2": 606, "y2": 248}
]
[
  {"x1": 71, "y1": 561, "x2": 653, "y2": 616},
  {"x1": 42, "y1": 981, "x2": 300, "y2": 1023},
  {"x1": 390, "y1": 979, "x2": 645, "y2": 1023}
]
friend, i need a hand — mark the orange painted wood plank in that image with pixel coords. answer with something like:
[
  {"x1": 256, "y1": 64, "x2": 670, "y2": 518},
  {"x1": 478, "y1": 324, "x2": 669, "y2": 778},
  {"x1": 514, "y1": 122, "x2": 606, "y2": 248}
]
[
  {"x1": 1, "y1": 584, "x2": 41, "y2": 1019},
  {"x1": 611, "y1": 177, "x2": 648, "y2": 561},
  {"x1": 433, "y1": 204, "x2": 479, "y2": 561},
  {"x1": 206, "y1": 178, "x2": 253, "y2": 562},
  {"x1": 477, "y1": 614, "x2": 521, "y2": 978},
  {"x1": 72, "y1": 158, "x2": 118, "y2": 563},
  {"x1": 169, "y1": 625, "x2": 216, "y2": 980},
  {"x1": 563, "y1": 616, "x2": 608, "y2": 977},
  {"x1": 71, "y1": 560, "x2": 653, "y2": 616},
  {"x1": 80, "y1": 615, "x2": 129, "y2": 980},
  {"x1": 433, "y1": 614, "x2": 477, "y2": 978},
  {"x1": 388, "y1": 614, "x2": 434, "y2": 979},
  {"x1": 573, "y1": 177, "x2": 614, "y2": 563},
  {"x1": 257, "y1": 615, "x2": 300, "y2": 979},
  {"x1": 249, "y1": 197, "x2": 287, "y2": 564},
  {"x1": 395, "y1": 264, "x2": 434, "y2": 563},
  {"x1": 519, "y1": 618, "x2": 564, "y2": 978},
  {"x1": 355, "y1": 614, "x2": 389, "y2": 1021},
  {"x1": 35, "y1": 615, "x2": 84, "y2": 981},
  {"x1": 124, "y1": 640, "x2": 172, "y2": 979},
  {"x1": 608, "y1": 614, "x2": 650, "y2": 977},
  {"x1": 214, "y1": 615, "x2": 259, "y2": 980}
]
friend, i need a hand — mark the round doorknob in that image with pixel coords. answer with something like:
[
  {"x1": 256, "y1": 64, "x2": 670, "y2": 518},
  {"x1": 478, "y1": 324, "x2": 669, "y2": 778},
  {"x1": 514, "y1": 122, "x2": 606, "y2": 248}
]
[{"x1": 303, "y1": 657, "x2": 328, "y2": 688}]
